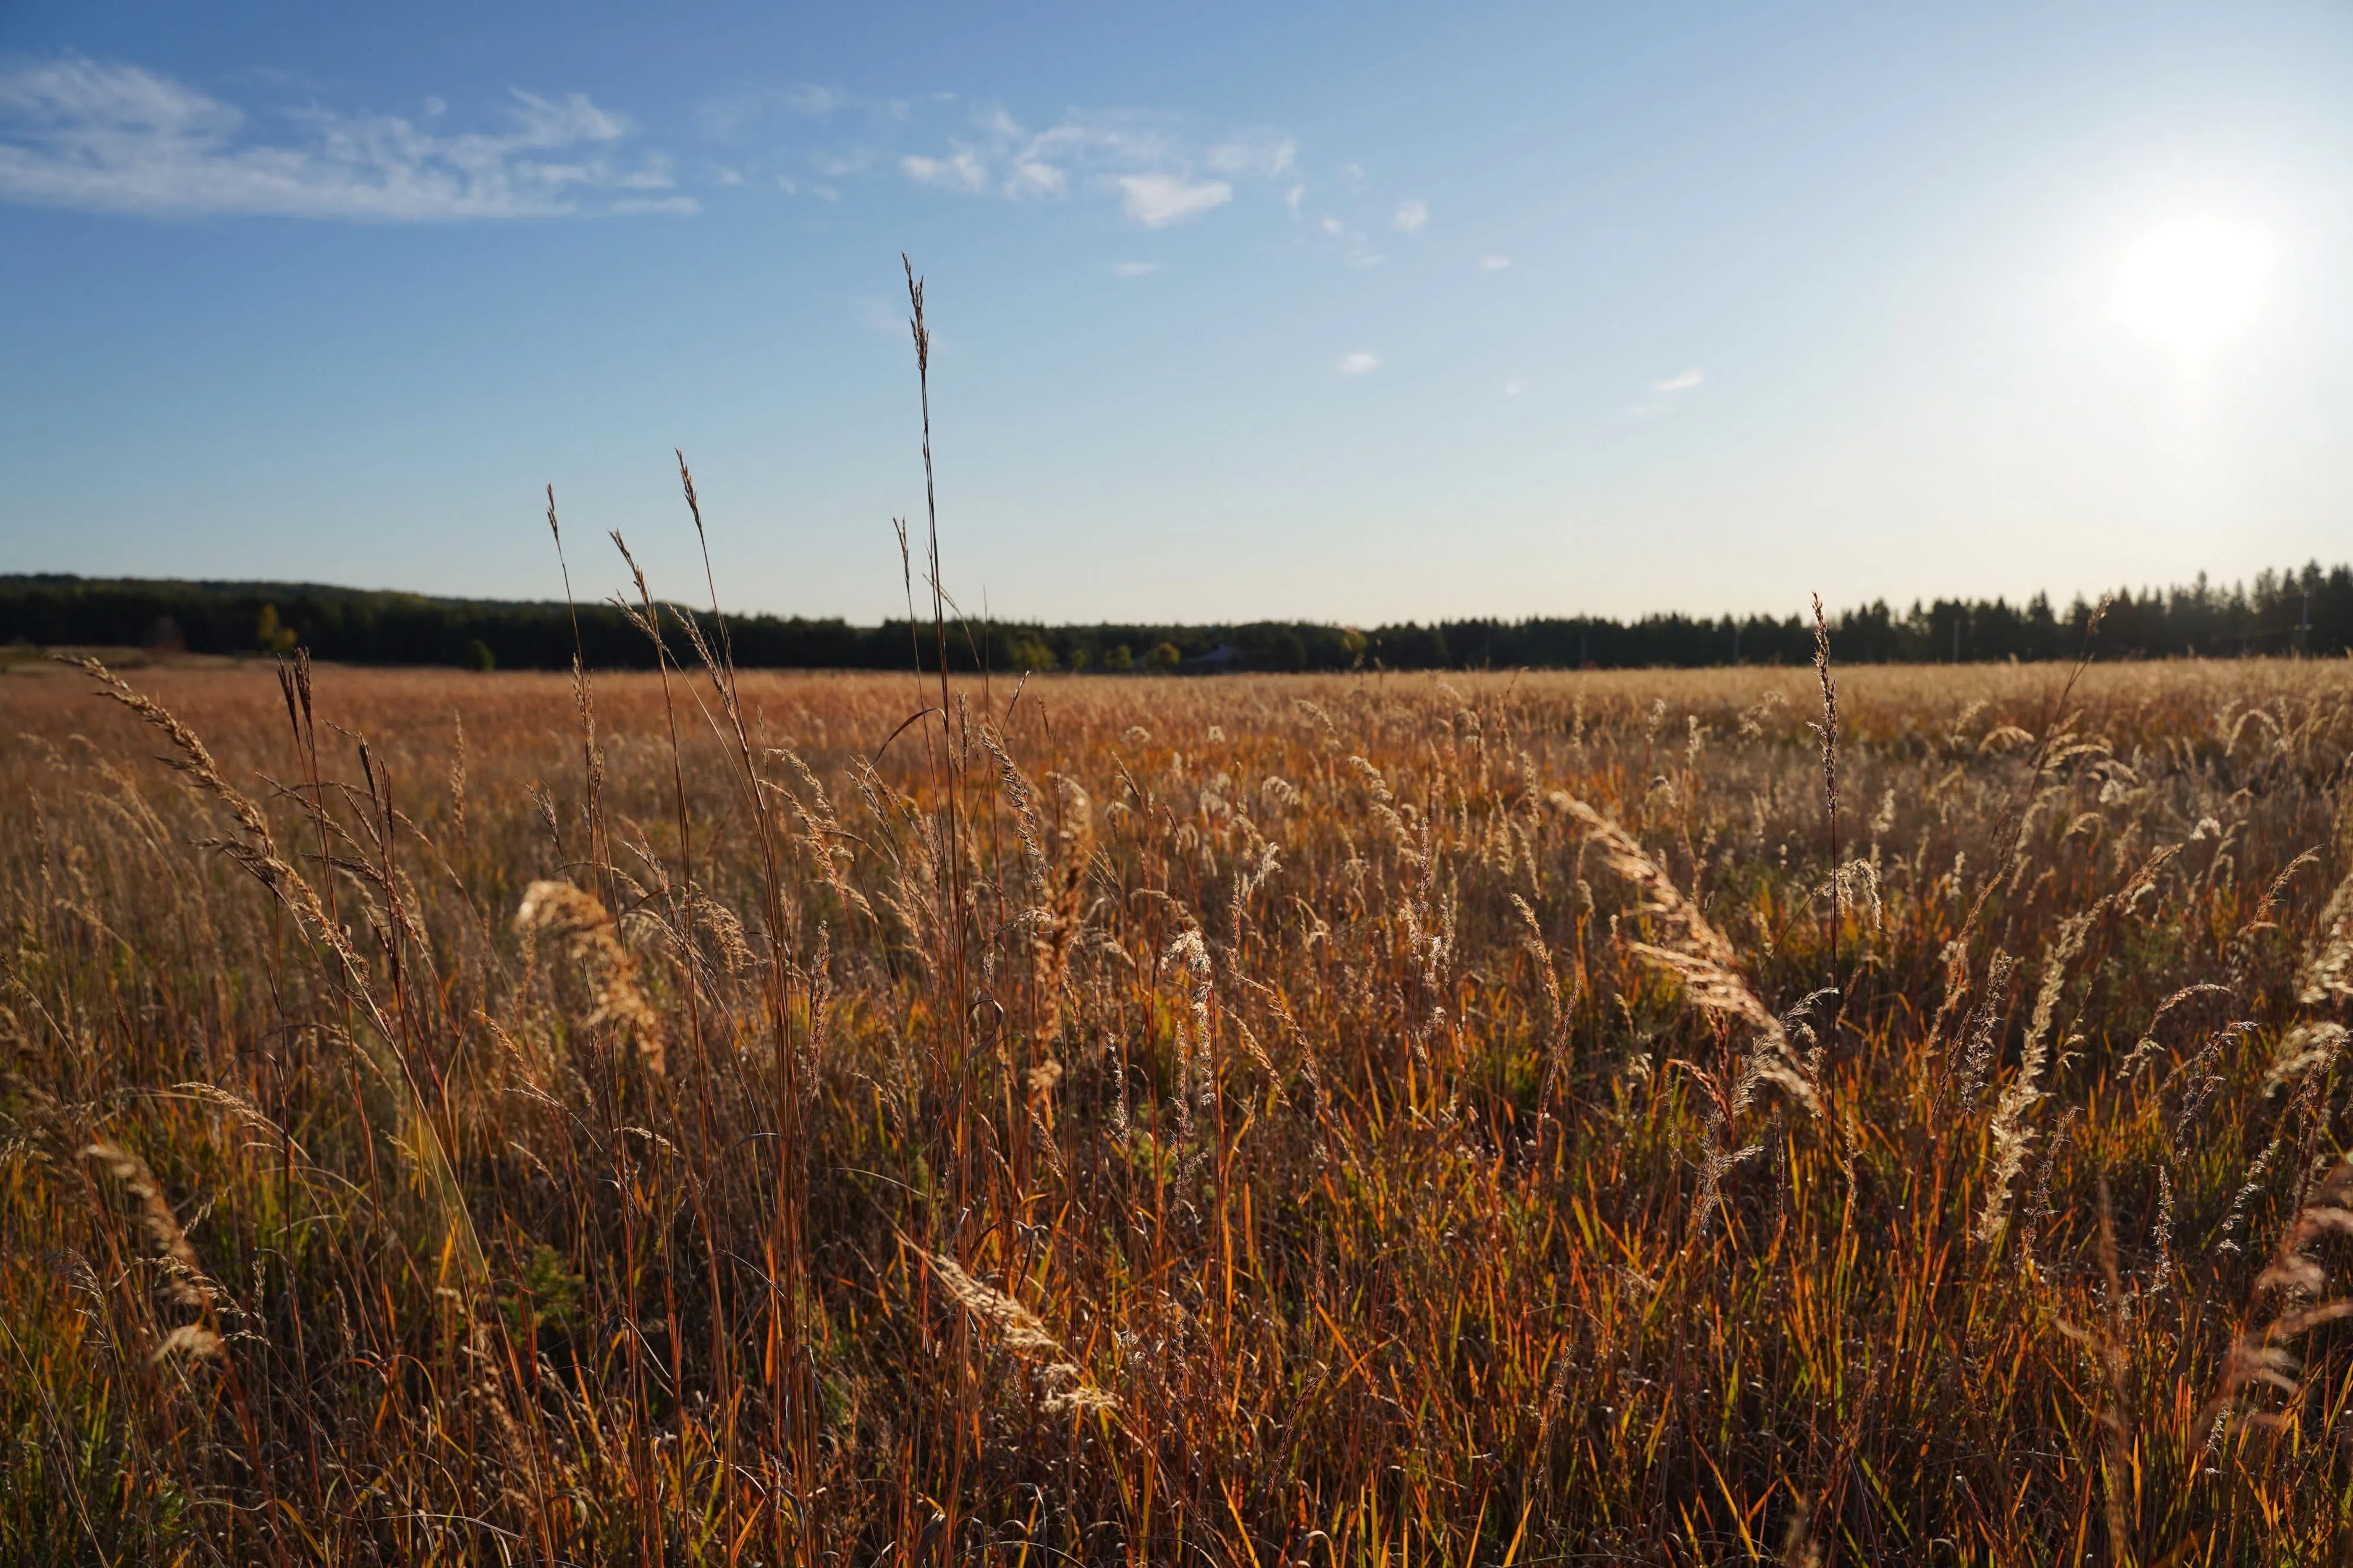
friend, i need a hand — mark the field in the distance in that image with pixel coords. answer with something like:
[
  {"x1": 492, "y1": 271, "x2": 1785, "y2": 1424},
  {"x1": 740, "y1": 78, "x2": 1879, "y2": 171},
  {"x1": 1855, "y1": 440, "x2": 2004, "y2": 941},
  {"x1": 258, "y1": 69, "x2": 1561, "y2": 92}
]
[{"x1": 5, "y1": 655, "x2": 2352, "y2": 1564}]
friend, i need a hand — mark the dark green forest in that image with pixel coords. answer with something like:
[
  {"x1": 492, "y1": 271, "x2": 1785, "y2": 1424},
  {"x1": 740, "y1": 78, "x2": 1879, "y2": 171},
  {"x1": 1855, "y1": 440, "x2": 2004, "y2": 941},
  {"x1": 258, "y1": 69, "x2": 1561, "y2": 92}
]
[{"x1": 2, "y1": 562, "x2": 2346, "y2": 672}]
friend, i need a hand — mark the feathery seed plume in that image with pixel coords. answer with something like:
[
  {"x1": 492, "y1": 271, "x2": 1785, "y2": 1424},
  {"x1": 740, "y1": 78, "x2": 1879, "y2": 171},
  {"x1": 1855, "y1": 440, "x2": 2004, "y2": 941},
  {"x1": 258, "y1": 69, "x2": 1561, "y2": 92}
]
[{"x1": 515, "y1": 879, "x2": 665, "y2": 1076}]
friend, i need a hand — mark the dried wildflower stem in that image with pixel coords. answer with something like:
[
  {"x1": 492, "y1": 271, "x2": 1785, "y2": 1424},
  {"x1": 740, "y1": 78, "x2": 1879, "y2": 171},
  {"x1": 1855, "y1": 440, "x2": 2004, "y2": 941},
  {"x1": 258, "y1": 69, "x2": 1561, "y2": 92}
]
[
  {"x1": 904, "y1": 253, "x2": 986, "y2": 1544},
  {"x1": 905, "y1": 255, "x2": 973, "y2": 1122},
  {"x1": 919, "y1": 1248, "x2": 1118, "y2": 1416},
  {"x1": 1810, "y1": 594, "x2": 1839, "y2": 978},
  {"x1": 1567, "y1": 795, "x2": 1818, "y2": 1233},
  {"x1": 544, "y1": 486, "x2": 611, "y2": 909},
  {"x1": 608, "y1": 532, "x2": 706, "y2": 1075},
  {"x1": 671, "y1": 449, "x2": 772, "y2": 1545}
]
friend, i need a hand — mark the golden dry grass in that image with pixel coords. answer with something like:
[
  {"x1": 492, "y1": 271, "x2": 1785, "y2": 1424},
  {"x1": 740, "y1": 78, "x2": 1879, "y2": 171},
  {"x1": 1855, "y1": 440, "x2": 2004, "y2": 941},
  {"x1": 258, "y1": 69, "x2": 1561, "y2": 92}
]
[{"x1": 5, "y1": 651, "x2": 2353, "y2": 1564}]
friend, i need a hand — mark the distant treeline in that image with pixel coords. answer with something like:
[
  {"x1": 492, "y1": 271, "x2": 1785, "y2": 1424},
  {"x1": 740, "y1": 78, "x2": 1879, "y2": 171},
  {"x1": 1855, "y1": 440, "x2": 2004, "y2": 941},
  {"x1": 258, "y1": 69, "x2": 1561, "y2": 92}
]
[{"x1": 2, "y1": 563, "x2": 2348, "y2": 672}]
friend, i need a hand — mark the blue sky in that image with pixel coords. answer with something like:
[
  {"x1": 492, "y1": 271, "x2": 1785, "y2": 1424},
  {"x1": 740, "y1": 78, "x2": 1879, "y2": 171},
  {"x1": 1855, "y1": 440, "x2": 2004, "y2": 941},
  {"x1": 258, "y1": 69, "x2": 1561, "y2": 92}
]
[{"x1": 3, "y1": 2, "x2": 2349, "y2": 625}]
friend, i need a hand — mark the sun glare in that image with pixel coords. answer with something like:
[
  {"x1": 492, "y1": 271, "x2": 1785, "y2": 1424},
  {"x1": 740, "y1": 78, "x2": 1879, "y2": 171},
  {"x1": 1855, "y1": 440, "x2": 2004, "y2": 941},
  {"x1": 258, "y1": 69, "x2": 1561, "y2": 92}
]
[{"x1": 2115, "y1": 216, "x2": 2278, "y2": 359}]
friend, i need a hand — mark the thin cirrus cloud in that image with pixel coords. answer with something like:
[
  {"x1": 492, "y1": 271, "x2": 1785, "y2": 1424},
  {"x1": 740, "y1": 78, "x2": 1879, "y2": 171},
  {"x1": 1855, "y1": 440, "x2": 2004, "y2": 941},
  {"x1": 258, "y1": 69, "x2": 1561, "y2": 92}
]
[
  {"x1": 887, "y1": 105, "x2": 1291, "y2": 228},
  {"x1": 1479, "y1": 254, "x2": 1512, "y2": 271},
  {"x1": 1118, "y1": 172, "x2": 1230, "y2": 227},
  {"x1": 698, "y1": 91, "x2": 1354, "y2": 242},
  {"x1": 0, "y1": 57, "x2": 1365, "y2": 243},
  {"x1": 1392, "y1": 198, "x2": 1427, "y2": 232},
  {"x1": 0, "y1": 55, "x2": 689, "y2": 219},
  {"x1": 1204, "y1": 131, "x2": 1296, "y2": 178},
  {"x1": 1004, "y1": 158, "x2": 1065, "y2": 197},
  {"x1": 1312, "y1": 211, "x2": 1381, "y2": 268},
  {"x1": 1630, "y1": 368, "x2": 1705, "y2": 416},
  {"x1": 1111, "y1": 260, "x2": 1163, "y2": 277},
  {"x1": 900, "y1": 148, "x2": 989, "y2": 193},
  {"x1": 1337, "y1": 351, "x2": 1381, "y2": 375}
]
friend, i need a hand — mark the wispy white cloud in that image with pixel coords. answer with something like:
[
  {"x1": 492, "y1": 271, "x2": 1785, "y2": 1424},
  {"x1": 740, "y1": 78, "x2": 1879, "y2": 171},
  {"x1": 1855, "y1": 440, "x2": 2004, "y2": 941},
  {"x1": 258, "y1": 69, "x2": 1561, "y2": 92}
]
[
  {"x1": 1337, "y1": 351, "x2": 1381, "y2": 375},
  {"x1": 901, "y1": 148, "x2": 987, "y2": 192},
  {"x1": 1312, "y1": 211, "x2": 1382, "y2": 268},
  {"x1": 694, "y1": 91, "x2": 1339, "y2": 239},
  {"x1": 1393, "y1": 198, "x2": 1427, "y2": 232},
  {"x1": 1005, "y1": 159, "x2": 1064, "y2": 198},
  {"x1": 1021, "y1": 115, "x2": 1178, "y2": 169},
  {"x1": 1629, "y1": 368, "x2": 1705, "y2": 416},
  {"x1": 1118, "y1": 171, "x2": 1229, "y2": 227},
  {"x1": 887, "y1": 105, "x2": 1292, "y2": 229},
  {"x1": 1480, "y1": 253, "x2": 1511, "y2": 271},
  {"x1": 0, "y1": 56, "x2": 684, "y2": 220},
  {"x1": 1207, "y1": 131, "x2": 1295, "y2": 178},
  {"x1": 1504, "y1": 378, "x2": 1524, "y2": 396},
  {"x1": 1111, "y1": 260, "x2": 1162, "y2": 277}
]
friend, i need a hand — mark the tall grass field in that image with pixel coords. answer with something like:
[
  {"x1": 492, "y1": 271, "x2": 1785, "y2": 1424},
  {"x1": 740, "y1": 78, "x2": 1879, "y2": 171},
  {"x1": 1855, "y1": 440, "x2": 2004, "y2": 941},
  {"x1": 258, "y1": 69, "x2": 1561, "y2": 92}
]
[
  {"x1": 5, "y1": 645, "x2": 2352, "y2": 1564},
  {"x1": 8, "y1": 283, "x2": 2353, "y2": 1566}
]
